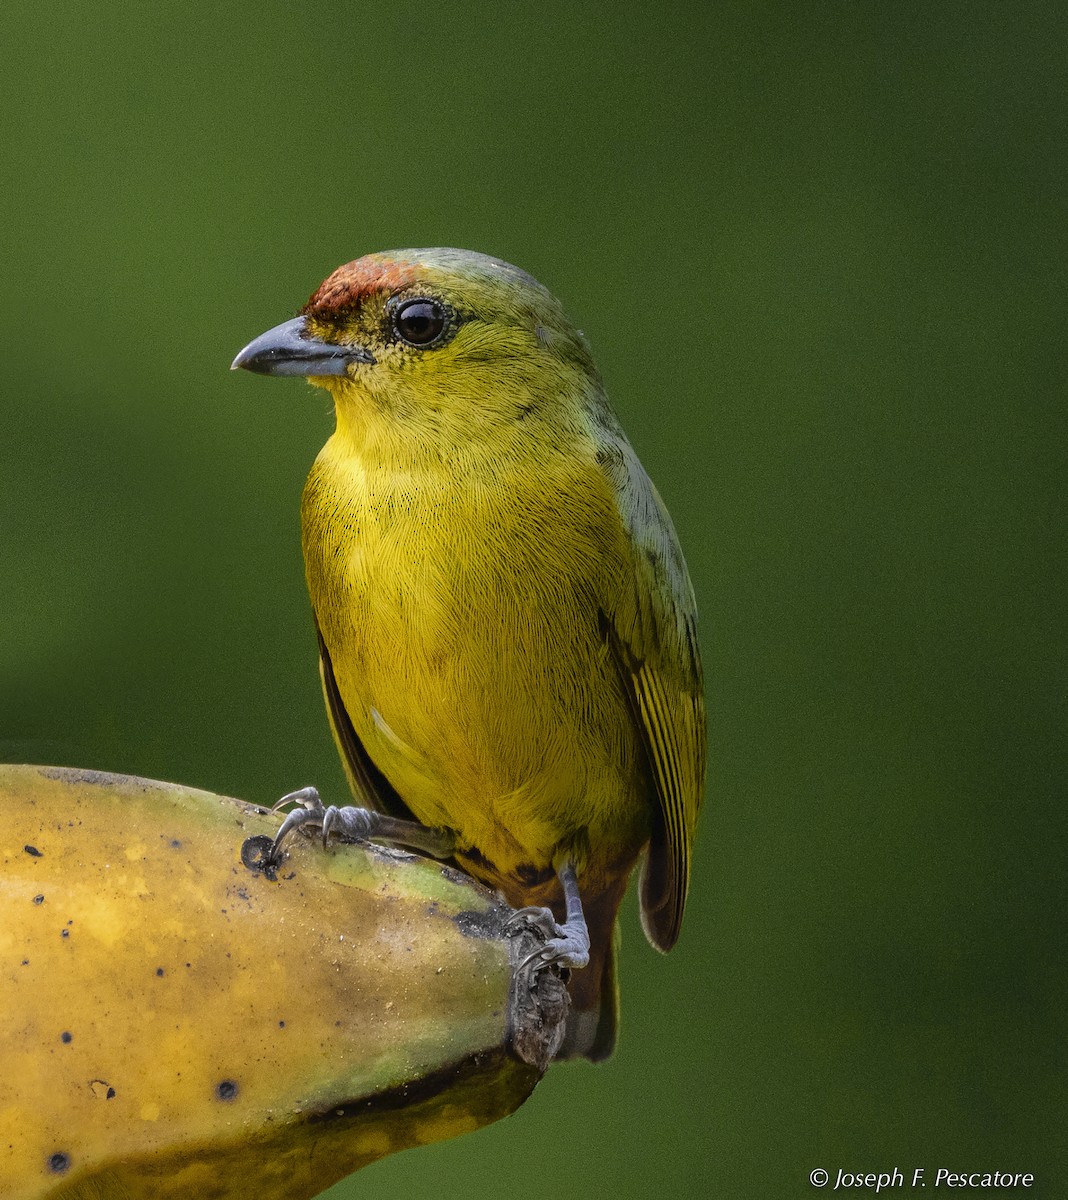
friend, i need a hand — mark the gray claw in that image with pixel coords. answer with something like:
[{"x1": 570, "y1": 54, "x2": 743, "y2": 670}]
[
  {"x1": 507, "y1": 905, "x2": 591, "y2": 972},
  {"x1": 524, "y1": 934, "x2": 590, "y2": 972},
  {"x1": 319, "y1": 805, "x2": 338, "y2": 848},
  {"x1": 271, "y1": 785, "x2": 322, "y2": 814},
  {"x1": 270, "y1": 788, "x2": 326, "y2": 855}
]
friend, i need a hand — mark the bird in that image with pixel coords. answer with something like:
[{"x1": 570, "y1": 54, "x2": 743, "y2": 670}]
[{"x1": 231, "y1": 248, "x2": 705, "y2": 1061}]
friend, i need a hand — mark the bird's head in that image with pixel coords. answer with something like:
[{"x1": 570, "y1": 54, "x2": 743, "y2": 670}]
[{"x1": 232, "y1": 248, "x2": 601, "y2": 456}]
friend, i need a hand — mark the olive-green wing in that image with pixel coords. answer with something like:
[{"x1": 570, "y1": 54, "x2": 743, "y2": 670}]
[
  {"x1": 597, "y1": 437, "x2": 706, "y2": 952},
  {"x1": 314, "y1": 617, "x2": 417, "y2": 824}
]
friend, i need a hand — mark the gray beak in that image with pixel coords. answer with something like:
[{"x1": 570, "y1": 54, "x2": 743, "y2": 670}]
[{"x1": 230, "y1": 316, "x2": 375, "y2": 376}]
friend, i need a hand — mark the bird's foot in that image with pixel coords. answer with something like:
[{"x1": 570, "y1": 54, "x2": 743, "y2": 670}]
[
  {"x1": 270, "y1": 787, "x2": 376, "y2": 855},
  {"x1": 505, "y1": 905, "x2": 591, "y2": 972},
  {"x1": 505, "y1": 906, "x2": 572, "y2": 1071},
  {"x1": 269, "y1": 787, "x2": 457, "y2": 860}
]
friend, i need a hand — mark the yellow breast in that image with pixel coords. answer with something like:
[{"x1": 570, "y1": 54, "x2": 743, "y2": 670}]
[{"x1": 301, "y1": 432, "x2": 648, "y2": 877}]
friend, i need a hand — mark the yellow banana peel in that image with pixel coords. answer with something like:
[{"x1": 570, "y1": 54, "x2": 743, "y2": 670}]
[{"x1": 0, "y1": 765, "x2": 566, "y2": 1199}]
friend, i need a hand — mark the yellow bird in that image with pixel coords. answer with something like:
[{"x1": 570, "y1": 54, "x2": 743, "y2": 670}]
[{"x1": 232, "y1": 249, "x2": 705, "y2": 1060}]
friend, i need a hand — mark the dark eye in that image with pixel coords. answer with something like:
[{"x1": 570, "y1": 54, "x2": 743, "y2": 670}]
[{"x1": 392, "y1": 298, "x2": 447, "y2": 347}]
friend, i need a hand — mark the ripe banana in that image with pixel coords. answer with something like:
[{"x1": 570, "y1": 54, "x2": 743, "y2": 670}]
[{"x1": 0, "y1": 765, "x2": 563, "y2": 1199}]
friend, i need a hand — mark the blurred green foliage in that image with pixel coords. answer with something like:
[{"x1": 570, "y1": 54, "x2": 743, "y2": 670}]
[{"x1": 1, "y1": 2, "x2": 1064, "y2": 1195}]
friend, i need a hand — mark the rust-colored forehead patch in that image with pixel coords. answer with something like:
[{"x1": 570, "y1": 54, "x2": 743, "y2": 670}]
[{"x1": 302, "y1": 255, "x2": 422, "y2": 316}]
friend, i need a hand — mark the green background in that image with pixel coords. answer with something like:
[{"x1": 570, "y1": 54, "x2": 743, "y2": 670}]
[{"x1": 2, "y1": 2, "x2": 1064, "y2": 1196}]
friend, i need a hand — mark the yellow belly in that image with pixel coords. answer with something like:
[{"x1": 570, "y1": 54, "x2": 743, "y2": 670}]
[{"x1": 302, "y1": 436, "x2": 649, "y2": 883}]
